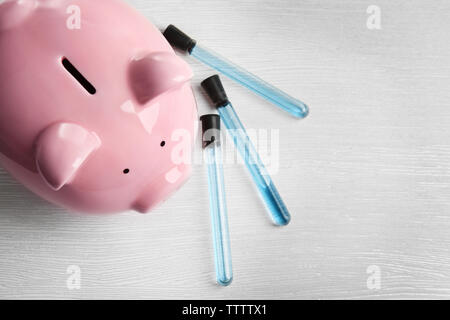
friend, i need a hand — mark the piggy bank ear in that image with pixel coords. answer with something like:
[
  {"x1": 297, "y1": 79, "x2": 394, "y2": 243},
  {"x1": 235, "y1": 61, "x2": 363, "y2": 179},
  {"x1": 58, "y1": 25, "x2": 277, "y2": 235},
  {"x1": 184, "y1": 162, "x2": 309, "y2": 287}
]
[
  {"x1": 35, "y1": 123, "x2": 101, "y2": 191},
  {"x1": 0, "y1": 0, "x2": 36, "y2": 31},
  {"x1": 129, "y1": 52, "x2": 193, "y2": 105}
]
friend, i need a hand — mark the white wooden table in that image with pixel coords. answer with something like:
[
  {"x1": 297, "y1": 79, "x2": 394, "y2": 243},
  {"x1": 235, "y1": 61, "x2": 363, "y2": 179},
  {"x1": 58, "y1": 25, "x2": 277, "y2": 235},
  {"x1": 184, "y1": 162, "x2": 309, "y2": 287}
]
[{"x1": 1, "y1": 0, "x2": 449, "y2": 299}]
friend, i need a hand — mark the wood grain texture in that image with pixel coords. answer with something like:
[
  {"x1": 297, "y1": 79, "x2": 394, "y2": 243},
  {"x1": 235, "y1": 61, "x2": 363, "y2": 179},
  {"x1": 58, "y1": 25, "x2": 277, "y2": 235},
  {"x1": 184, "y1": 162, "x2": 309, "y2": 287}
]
[{"x1": 1, "y1": 0, "x2": 450, "y2": 299}]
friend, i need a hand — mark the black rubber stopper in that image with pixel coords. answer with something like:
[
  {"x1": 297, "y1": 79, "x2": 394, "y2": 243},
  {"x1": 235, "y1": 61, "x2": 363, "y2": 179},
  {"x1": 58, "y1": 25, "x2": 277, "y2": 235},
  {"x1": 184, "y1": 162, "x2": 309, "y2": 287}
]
[
  {"x1": 163, "y1": 25, "x2": 197, "y2": 53},
  {"x1": 200, "y1": 114, "x2": 221, "y2": 148},
  {"x1": 201, "y1": 75, "x2": 229, "y2": 108}
]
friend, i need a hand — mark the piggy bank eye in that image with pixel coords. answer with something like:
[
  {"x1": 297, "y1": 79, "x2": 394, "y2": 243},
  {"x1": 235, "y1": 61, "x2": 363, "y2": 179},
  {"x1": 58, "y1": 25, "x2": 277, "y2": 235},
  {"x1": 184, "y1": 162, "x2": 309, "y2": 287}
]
[
  {"x1": 160, "y1": 141, "x2": 166, "y2": 147},
  {"x1": 123, "y1": 169, "x2": 130, "y2": 174}
]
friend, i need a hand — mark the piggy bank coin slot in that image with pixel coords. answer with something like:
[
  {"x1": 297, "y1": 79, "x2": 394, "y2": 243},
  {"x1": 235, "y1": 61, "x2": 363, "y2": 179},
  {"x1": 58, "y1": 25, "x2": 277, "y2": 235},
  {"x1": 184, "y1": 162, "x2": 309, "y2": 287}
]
[{"x1": 62, "y1": 57, "x2": 97, "y2": 95}]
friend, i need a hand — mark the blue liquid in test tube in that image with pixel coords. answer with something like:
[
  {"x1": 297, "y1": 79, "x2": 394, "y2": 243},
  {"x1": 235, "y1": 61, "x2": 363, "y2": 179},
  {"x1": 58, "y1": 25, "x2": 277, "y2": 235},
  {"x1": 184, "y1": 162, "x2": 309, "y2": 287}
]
[
  {"x1": 163, "y1": 25, "x2": 309, "y2": 119},
  {"x1": 201, "y1": 76, "x2": 291, "y2": 226},
  {"x1": 201, "y1": 114, "x2": 233, "y2": 286}
]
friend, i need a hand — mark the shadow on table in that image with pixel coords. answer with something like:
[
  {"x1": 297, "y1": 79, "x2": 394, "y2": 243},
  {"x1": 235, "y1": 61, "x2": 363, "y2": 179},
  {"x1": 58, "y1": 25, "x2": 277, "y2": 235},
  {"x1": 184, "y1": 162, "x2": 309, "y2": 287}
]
[{"x1": 0, "y1": 167, "x2": 69, "y2": 223}]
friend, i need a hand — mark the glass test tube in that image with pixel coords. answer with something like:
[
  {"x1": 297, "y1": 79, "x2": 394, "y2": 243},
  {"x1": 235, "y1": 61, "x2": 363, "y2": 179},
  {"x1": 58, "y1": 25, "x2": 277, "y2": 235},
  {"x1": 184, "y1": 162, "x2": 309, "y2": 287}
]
[
  {"x1": 163, "y1": 25, "x2": 309, "y2": 119},
  {"x1": 202, "y1": 75, "x2": 291, "y2": 226},
  {"x1": 201, "y1": 114, "x2": 233, "y2": 286}
]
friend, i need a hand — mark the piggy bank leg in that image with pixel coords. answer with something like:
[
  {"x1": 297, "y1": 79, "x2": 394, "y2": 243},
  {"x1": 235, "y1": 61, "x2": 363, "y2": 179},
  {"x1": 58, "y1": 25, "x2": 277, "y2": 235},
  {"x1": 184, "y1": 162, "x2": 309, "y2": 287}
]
[{"x1": 35, "y1": 122, "x2": 101, "y2": 191}]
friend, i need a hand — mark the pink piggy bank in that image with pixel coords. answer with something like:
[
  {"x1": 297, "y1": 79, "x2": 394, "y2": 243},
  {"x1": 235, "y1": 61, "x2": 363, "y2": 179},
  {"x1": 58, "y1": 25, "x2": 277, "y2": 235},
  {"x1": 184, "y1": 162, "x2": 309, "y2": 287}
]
[{"x1": 0, "y1": 0, "x2": 197, "y2": 213}]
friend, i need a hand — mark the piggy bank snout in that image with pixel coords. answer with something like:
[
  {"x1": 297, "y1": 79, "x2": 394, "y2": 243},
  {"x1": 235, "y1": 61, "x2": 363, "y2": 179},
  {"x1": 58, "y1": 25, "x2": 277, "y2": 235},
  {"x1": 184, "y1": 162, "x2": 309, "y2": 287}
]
[
  {"x1": 132, "y1": 164, "x2": 191, "y2": 213},
  {"x1": 129, "y1": 52, "x2": 193, "y2": 105}
]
